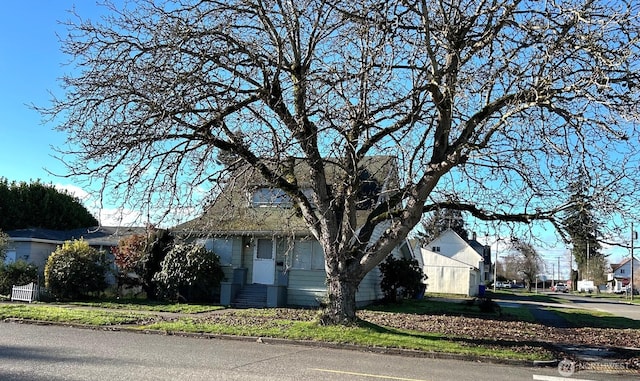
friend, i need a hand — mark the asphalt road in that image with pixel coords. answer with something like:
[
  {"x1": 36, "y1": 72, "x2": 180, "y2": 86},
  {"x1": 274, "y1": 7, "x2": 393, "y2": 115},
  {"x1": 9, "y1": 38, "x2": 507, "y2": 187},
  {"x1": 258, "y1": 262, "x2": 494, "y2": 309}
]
[
  {"x1": 0, "y1": 323, "x2": 635, "y2": 381},
  {"x1": 551, "y1": 293, "x2": 640, "y2": 321}
]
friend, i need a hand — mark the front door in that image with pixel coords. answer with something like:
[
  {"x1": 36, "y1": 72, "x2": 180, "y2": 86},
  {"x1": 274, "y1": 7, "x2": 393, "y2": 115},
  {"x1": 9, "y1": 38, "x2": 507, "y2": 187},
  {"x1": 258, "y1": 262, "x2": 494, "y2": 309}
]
[{"x1": 253, "y1": 238, "x2": 275, "y2": 285}]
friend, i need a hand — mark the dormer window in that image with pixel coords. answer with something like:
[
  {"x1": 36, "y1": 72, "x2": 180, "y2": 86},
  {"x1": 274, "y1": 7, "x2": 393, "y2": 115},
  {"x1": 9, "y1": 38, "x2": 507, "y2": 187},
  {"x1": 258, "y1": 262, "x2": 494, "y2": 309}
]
[{"x1": 251, "y1": 188, "x2": 292, "y2": 207}]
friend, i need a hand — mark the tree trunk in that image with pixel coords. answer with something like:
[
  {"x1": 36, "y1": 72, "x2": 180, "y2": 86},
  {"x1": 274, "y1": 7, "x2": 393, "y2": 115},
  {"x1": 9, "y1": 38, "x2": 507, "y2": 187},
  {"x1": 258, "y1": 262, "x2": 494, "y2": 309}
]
[{"x1": 320, "y1": 275, "x2": 360, "y2": 325}]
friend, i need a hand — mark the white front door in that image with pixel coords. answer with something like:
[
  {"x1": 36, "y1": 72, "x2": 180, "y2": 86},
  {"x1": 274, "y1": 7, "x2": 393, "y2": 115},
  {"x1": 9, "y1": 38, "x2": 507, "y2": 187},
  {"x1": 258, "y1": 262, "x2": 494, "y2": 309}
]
[{"x1": 253, "y1": 238, "x2": 275, "y2": 285}]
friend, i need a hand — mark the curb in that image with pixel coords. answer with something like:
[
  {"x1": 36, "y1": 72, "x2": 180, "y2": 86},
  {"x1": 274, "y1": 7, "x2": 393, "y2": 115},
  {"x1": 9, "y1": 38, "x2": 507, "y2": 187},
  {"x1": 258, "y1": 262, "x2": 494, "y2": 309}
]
[{"x1": 3, "y1": 318, "x2": 555, "y2": 367}]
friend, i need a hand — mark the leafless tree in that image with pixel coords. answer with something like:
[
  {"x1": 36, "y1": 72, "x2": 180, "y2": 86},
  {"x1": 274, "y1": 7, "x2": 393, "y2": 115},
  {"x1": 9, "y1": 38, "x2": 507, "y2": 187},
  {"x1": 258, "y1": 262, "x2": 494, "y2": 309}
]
[
  {"x1": 510, "y1": 240, "x2": 545, "y2": 291},
  {"x1": 40, "y1": 0, "x2": 640, "y2": 323}
]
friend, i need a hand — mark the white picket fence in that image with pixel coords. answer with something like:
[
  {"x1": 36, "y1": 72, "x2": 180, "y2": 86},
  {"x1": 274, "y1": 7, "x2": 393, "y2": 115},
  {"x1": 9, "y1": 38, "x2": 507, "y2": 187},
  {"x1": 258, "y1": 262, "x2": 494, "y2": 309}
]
[{"x1": 11, "y1": 282, "x2": 39, "y2": 303}]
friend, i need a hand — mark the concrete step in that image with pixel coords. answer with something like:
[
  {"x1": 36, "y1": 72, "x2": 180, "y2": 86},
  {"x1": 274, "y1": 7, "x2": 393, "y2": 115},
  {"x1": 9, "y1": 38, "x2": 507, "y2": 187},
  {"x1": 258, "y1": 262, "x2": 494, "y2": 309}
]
[{"x1": 231, "y1": 284, "x2": 268, "y2": 308}]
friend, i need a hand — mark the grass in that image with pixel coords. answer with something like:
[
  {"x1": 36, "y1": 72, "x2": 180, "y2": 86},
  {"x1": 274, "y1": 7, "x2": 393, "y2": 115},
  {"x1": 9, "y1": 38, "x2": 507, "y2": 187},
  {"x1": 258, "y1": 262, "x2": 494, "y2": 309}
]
[
  {"x1": 0, "y1": 304, "x2": 148, "y2": 325},
  {"x1": 62, "y1": 299, "x2": 225, "y2": 314},
  {"x1": 371, "y1": 296, "x2": 536, "y2": 322},
  {"x1": 576, "y1": 292, "x2": 640, "y2": 305}
]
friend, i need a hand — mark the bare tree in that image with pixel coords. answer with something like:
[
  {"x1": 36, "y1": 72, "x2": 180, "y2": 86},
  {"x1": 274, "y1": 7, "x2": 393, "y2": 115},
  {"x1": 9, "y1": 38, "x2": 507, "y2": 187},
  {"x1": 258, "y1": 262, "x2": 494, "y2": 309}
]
[
  {"x1": 41, "y1": 0, "x2": 640, "y2": 324},
  {"x1": 510, "y1": 240, "x2": 545, "y2": 292}
]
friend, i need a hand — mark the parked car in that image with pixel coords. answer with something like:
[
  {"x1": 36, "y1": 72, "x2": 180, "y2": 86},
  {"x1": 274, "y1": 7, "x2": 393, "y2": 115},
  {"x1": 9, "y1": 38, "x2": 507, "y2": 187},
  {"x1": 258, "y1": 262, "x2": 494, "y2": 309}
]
[{"x1": 552, "y1": 283, "x2": 568, "y2": 293}]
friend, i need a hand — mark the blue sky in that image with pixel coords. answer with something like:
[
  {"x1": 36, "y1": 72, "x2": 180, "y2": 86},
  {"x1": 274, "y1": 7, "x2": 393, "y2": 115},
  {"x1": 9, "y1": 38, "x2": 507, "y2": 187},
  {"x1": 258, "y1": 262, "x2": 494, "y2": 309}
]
[{"x1": 0, "y1": 1, "x2": 139, "y2": 225}]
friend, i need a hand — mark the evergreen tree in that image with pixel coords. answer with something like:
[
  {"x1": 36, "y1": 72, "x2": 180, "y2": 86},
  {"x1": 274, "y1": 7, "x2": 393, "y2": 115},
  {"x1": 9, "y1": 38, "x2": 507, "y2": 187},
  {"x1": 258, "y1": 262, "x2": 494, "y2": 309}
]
[
  {"x1": 0, "y1": 178, "x2": 98, "y2": 231},
  {"x1": 562, "y1": 175, "x2": 606, "y2": 285},
  {"x1": 418, "y1": 208, "x2": 468, "y2": 245}
]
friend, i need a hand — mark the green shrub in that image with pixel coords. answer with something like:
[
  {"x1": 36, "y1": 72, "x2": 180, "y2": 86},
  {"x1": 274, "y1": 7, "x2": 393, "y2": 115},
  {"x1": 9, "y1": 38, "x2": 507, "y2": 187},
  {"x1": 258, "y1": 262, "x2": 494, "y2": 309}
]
[
  {"x1": 44, "y1": 239, "x2": 109, "y2": 300},
  {"x1": 0, "y1": 260, "x2": 38, "y2": 296},
  {"x1": 379, "y1": 256, "x2": 426, "y2": 303},
  {"x1": 153, "y1": 243, "x2": 225, "y2": 302}
]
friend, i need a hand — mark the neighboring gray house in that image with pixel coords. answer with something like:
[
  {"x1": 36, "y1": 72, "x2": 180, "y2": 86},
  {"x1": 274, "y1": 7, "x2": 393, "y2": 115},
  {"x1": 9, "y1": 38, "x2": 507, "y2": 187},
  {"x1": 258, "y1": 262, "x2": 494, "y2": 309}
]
[
  {"x1": 416, "y1": 229, "x2": 491, "y2": 296},
  {"x1": 5, "y1": 226, "x2": 146, "y2": 272},
  {"x1": 177, "y1": 156, "x2": 414, "y2": 308}
]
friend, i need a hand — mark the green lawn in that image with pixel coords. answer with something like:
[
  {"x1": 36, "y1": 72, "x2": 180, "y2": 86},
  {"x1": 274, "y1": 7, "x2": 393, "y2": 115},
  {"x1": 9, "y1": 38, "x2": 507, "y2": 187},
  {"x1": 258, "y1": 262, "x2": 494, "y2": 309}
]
[
  {"x1": 0, "y1": 304, "x2": 148, "y2": 325},
  {"x1": 63, "y1": 299, "x2": 225, "y2": 314}
]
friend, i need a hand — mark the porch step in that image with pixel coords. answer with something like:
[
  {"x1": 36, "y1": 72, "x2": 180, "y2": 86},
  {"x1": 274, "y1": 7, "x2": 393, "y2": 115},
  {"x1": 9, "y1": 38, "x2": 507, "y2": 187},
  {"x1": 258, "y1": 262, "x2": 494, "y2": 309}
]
[{"x1": 231, "y1": 284, "x2": 268, "y2": 308}]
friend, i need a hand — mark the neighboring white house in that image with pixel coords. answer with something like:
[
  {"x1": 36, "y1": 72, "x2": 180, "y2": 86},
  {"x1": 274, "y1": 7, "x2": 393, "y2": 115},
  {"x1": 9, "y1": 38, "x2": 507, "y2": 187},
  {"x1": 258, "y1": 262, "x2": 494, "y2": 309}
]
[
  {"x1": 416, "y1": 229, "x2": 491, "y2": 296},
  {"x1": 607, "y1": 256, "x2": 639, "y2": 293}
]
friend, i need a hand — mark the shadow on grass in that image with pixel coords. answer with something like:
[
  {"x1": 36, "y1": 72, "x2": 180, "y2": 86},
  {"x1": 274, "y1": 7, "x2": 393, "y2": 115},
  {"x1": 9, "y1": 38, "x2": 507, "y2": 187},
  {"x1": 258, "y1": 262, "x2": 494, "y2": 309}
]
[
  {"x1": 366, "y1": 299, "x2": 508, "y2": 321},
  {"x1": 355, "y1": 319, "x2": 555, "y2": 355}
]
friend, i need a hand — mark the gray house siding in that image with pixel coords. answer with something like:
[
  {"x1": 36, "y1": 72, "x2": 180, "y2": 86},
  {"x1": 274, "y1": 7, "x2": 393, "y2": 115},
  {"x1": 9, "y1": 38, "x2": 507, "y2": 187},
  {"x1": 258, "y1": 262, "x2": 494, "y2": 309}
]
[
  {"x1": 287, "y1": 269, "x2": 326, "y2": 306},
  {"x1": 9, "y1": 241, "x2": 56, "y2": 271},
  {"x1": 356, "y1": 267, "x2": 384, "y2": 305}
]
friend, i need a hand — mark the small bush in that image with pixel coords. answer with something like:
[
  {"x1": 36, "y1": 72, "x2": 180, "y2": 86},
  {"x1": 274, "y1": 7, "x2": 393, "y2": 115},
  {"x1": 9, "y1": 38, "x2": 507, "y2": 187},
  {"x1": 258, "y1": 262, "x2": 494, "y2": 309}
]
[
  {"x1": 44, "y1": 239, "x2": 109, "y2": 300},
  {"x1": 153, "y1": 243, "x2": 225, "y2": 302},
  {"x1": 379, "y1": 256, "x2": 427, "y2": 303},
  {"x1": 0, "y1": 260, "x2": 38, "y2": 296}
]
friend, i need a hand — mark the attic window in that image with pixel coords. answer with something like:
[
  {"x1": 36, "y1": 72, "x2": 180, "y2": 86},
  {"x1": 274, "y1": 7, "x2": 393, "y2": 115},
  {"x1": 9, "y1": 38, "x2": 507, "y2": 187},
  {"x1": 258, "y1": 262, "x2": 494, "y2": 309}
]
[
  {"x1": 432, "y1": 246, "x2": 440, "y2": 252},
  {"x1": 251, "y1": 188, "x2": 292, "y2": 207}
]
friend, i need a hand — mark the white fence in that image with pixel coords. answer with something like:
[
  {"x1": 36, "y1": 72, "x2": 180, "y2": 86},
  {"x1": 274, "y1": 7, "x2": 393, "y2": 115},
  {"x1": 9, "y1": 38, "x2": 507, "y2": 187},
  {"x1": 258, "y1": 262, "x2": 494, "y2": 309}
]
[{"x1": 11, "y1": 282, "x2": 39, "y2": 303}]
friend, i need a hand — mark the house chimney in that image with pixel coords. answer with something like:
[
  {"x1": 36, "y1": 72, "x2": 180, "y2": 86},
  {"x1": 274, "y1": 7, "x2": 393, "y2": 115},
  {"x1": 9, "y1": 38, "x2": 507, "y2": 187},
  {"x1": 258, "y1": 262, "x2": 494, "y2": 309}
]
[{"x1": 472, "y1": 231, "x2": 477, "y2": 241}]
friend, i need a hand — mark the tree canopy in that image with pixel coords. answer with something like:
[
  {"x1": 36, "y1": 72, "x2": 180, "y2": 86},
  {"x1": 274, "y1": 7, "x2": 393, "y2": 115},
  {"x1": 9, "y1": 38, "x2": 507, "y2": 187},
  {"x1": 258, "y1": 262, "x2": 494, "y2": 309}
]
[
  {"x1": 509, "y1": 239, "x2": 544, "y2": 292},
  {"x1": 42, "y1": 0, "x2": 640, "y2": 323},
  {"x1": 0, "y1": 179, "x2": 98, "y2": 231}
]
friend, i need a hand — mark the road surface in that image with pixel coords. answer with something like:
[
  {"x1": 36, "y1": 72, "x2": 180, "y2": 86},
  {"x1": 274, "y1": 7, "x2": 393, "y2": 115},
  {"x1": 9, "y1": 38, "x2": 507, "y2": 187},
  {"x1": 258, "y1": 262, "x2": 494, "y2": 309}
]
[
  {"x1": 552, "y1": 293, "x2": 640, "y2": 321},
  {"x1": 0, "y1": 323, "x2": 634, "y2": 381}
]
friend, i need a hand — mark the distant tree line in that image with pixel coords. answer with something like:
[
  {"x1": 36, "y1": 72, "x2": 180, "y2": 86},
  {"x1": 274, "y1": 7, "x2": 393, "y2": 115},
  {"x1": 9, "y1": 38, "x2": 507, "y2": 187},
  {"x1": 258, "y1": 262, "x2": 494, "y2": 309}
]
[{"x1": 0, "y1": 178, "x2": 98, "y2": 231}]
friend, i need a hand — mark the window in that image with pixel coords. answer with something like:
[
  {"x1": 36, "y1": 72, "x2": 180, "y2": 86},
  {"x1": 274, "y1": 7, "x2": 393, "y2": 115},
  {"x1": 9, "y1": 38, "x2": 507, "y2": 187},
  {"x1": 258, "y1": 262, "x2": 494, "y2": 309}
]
[
  {"x1": 251, "y1": 188, "x2": 291, "y2": 207},
  {"x1": 256, "y1": 239, "x2": 274, "y2": 259},
  {"x1": 4, "y1": 250, "x2": 16, "y2": 265},
  {"x1": 432, "y1": 246, "x2": 440, "y2": 252},
  {"x1": 199, "y1": 238, "x2": 233, "y2": 265},
  {"x1": 292, "y1": 240, "x2": 324, "y2": 270}
]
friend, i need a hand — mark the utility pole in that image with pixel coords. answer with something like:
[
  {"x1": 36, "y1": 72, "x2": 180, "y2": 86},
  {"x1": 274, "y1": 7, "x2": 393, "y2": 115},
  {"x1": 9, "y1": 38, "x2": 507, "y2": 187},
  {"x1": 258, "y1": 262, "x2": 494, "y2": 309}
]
[
  {"x1": 586, "y1": 240, "x2": 590, "y2": 281},
  {"x1": 493, "y1": 239, "x2": 500, "y2": 292},
  {"x1": 632, "y1": 223, "x2": 636, "y2": 301}
]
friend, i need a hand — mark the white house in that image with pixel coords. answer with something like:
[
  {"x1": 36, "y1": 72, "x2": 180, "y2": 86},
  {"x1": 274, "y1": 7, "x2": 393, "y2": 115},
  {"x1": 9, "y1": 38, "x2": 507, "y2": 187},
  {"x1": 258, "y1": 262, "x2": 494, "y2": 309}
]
[
  {"x1": 607, "y1": 256, "x2": 639, "y2": 293},
  {"x1": 417, "y1": 229, "x2": 491, "y2": 296}
]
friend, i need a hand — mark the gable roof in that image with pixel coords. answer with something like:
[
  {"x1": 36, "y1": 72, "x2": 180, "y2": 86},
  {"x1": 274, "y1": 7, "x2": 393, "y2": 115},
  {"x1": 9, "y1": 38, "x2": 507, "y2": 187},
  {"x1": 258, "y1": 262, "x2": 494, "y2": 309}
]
[
  {"x1": 7, "y1": 226, "x2": 147, "y2": 247},
  {"x1": 177, "y1": 156, "x2": 399, "y2": 236},
  {"x1": 610, "y1": 256, "x2": 639, "y2": 272}
]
